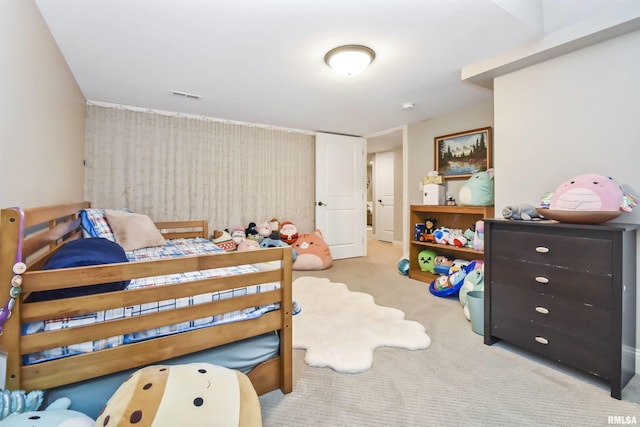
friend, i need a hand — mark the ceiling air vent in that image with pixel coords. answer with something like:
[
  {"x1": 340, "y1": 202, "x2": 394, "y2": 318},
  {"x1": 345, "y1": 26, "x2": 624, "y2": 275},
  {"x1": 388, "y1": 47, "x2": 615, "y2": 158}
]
[{"x1": 170, "y1": 90, "x2": 201, "y2": 100}]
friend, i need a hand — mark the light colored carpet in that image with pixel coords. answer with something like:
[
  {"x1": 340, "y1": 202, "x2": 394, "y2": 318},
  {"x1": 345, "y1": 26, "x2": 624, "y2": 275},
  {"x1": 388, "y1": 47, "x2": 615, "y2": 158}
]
[
  {"x1": 259, "y1": 235, "x2": 640, "y2": 426},
  {"x1": 292, "y1": 276, "x2": 430, "y2": 373}
]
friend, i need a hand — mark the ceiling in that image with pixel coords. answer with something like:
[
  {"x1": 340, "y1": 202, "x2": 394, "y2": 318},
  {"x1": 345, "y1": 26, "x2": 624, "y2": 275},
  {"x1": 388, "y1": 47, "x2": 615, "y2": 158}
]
[{"x1": 35, "y1": 0, "x2": 625, "y2": 152}]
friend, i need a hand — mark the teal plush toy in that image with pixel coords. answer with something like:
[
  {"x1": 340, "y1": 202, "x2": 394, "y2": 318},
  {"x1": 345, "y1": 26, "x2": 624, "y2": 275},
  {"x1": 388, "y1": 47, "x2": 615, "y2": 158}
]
[
  {"x1": 459, "y1": 263, "x2": 485, "y2": 320},
  {"x1": 458, "y1": 168, "x2": 494, "y2": 206},
  {"x1": 0, "y1": 389, "x2": 43, "y2": 420},
  {"x1": 418, "y1": 249, "x2": 437, "y2": 273},
  {"x1": 0, "y1": 397, "x2": 94, "y2": 427}
]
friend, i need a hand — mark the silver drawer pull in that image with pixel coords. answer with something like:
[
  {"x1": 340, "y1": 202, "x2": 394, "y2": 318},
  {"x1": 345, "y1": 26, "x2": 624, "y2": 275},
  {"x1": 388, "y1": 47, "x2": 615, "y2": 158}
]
[
  {"x1": 535, "y1": 246, "x2": 550, "y2": 253},
  {"x1": 535, "y1": 276, "x2": 549, "y2": 284},
  {"x1": 535, "y1": 306, "x2": 550, "y2": 315},
  {"x1": 534, "y1": 336, "x2": 549, "y2": 345}
]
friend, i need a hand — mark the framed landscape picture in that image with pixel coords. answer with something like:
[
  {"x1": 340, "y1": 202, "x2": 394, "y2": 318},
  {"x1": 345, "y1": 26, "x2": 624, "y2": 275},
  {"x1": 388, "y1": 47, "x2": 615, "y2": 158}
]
[{"x1": 434, "y1": 127, "x2": 492, "y2": 179}]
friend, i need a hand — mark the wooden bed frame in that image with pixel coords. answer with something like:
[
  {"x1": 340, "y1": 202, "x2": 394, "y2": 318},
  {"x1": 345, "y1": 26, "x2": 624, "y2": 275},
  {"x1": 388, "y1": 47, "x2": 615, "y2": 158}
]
[{"x1": 0, "y1": 202, "x2": 292, "y2": 396}]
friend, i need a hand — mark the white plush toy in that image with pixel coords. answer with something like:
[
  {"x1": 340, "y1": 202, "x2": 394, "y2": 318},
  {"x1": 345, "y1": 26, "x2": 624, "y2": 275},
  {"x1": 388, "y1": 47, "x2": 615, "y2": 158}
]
[{"x1": 0, "y1": 397, "x2": 94, "y2": 427}]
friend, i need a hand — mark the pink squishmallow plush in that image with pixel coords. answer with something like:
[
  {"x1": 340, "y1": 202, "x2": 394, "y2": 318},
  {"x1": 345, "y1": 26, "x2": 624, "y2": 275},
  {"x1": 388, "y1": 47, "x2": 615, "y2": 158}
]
[
  {"x1": 550, "y1": 174, "x2": 628, "y2": 211},
  {"x1": 292, "y1": 229, "x2": 333, "y2": 270}
]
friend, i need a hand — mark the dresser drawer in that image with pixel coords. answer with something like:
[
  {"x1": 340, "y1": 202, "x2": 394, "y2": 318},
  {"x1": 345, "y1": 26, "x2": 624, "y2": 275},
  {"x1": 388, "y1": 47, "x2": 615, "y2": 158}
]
[
  {"x1": 491, "y1": 259, "x2": 612, "y2": 309},
  {"x1": 490, "y1": 229, "x2": 612, "y2": 275},
  {"x1": 491, "y1": 283, "x2": 612, "y2": 342},
  {"x1": 490, "y1": 313, "x2": 611, "y2": 379}
]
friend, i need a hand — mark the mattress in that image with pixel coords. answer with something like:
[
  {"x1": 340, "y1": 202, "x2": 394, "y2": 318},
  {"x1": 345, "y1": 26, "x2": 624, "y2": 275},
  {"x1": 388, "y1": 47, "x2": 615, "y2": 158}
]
[{"x1": 23, "y1": 238, "x2": 281, "y2": 364}]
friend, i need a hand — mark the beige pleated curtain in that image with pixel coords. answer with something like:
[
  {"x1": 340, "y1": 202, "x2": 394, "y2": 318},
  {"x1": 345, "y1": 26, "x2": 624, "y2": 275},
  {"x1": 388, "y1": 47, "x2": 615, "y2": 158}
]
[{"x1": 84, "y1": 104, "x2": 316, "y2": 234}]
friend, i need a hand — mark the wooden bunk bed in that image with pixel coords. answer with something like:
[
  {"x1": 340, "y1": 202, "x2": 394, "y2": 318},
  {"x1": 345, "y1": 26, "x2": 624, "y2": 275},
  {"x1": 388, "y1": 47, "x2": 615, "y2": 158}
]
[{"x1": 0, "y1": 202, "x2": 292, "y2": 401}]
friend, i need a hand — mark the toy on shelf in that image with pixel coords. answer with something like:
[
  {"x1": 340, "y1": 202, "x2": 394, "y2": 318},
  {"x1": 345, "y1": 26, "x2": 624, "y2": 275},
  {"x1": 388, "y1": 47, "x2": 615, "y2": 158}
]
[
  {"x1": 473, "y1": 220, "x2": 485, "y2": 252},
  {"x1": 414, "y1": 218, "x2": 437, "y2": 242},
  {"x1": 433, "y1": 226, "x2": 450, "y2": 244},
  {"x1": 446, "y1": 229, "x2": 467, "y2": 247},
  {"x1": 458, "y1": 168, "x2": 494, "y2": 206},
  {"x1": 417, "y1": 249, "x2": 437, "y2": 273}
]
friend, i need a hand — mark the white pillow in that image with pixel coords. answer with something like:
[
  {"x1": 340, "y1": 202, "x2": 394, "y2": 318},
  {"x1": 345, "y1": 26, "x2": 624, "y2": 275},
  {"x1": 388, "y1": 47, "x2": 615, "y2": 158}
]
[{"x1": 104, "y1": 210, "x2": 166, "y2": 251}]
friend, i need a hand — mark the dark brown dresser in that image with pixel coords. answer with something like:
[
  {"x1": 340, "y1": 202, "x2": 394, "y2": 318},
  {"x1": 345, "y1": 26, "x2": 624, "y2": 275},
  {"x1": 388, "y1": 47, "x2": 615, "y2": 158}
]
[{"x1": 484, "y1": 219, "x2": 637, "y2": 399}]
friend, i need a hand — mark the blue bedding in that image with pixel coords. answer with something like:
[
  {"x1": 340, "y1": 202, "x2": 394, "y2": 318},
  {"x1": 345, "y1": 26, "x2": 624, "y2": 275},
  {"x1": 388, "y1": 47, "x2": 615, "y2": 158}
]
[{"x1": 25, "y1": 238, "x2": 130, "y2": 302}]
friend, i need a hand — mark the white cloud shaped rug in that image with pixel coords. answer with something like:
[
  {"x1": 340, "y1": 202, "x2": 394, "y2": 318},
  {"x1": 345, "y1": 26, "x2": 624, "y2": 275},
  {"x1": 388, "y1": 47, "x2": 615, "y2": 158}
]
[{"x1": 292, "y1": 276, "x2": 431, "y2": 373}]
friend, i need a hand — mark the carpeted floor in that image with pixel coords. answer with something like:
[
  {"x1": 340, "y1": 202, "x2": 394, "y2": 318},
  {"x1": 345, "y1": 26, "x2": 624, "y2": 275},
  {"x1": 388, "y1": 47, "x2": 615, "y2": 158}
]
[{"x1": 259, "y1": 234, "x2": 640, "y2": 426}]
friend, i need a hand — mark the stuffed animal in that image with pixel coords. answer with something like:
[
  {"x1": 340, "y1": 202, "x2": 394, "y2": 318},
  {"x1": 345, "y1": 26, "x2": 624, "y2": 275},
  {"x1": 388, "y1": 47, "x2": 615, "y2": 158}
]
[
  {"x1": 420, "y1": 218, "x2": 437, "y2": 241},
  {"x1": 269, "y1": 218, "x2": 280, "y2": 234},
  {"x1": 245, "y1": 222, "x2": 260, "y2": 242},
  {"x1": 236, "y1": 239, "x2": 260, "y2": 251},
  {"x1": 459, "y1": 265, "x2": 485, "y2": 320},
  {"x1": 473, "y1": 220, "x2": 485, "y2": 251},
  {"x1": 256, "y1": 221, "x2": 272, "y2": 239},
  {"x1": 212, "y1": 230, "x2": 237, "y2": 252},
  {"x1": 230, "y1": 226, "x2": 246, "y2": 245},
  {"x1": 95, "y1": 363, "x2": 262, "y2": 427},
  {"x1": 429, "y1": 260, "x2": 478, "y2": 297},
  {"x1": 434, "y1": 255, "x2": 454, "y2": 275},
  {"x1": 502, "y1": 203, "x2": 544, "y2": 220},
  {"x1": 417, "y1": 249, "x2": 437, "y2": 273},
  {"x1": 397, "y1": 258, "x2": 410, "y2": 276},
  {"x1": 1, "y1": 397, "x2": 94, "y2": 427},
  {"x1": 446, "y1": 229, "x2": 467, "y2": 247},
  {"x1": 279, "y1": 221, "x2": 298, "y2": 245},
  {"x1": 432, "y1": 227, "x2": 450, "y2": 244},
  {"x1": 292, "y1": 229, "x2": 333, "y2": 270},
  {"x1": 548, "y1": 174, "x2": 637, "y2": 212},
  {"x1": 458, "y1": 168, "x2": 494, "y2": 206},
  {"x1": 0, "y1": 389, "x2": 43, "y2": 420},
  {"x1": 260, "y1": 234, "x2": 297, "y2": 261}
]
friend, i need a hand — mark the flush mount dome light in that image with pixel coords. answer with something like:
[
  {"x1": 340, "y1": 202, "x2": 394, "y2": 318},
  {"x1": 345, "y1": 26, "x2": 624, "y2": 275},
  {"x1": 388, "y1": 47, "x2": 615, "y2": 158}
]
[{"x1": 324, "y1": 45, "x2": 375, "y2": 77}]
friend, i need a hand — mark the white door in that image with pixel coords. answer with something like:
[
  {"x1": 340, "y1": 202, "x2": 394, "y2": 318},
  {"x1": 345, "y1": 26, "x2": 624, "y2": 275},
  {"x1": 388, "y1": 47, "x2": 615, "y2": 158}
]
[
  {"x1": 315, "y1": 132, "x2": 366, "y2": 260},
  {"x1": 374, "y1": 151, "x2": 394, "y2": 242}
]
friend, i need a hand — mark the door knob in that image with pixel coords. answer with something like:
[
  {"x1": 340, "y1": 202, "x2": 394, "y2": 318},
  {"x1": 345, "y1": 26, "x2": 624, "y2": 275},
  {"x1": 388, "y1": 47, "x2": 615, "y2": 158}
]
[{"x1": 317, "y1": 201, "x2": 327, "y2": 206}]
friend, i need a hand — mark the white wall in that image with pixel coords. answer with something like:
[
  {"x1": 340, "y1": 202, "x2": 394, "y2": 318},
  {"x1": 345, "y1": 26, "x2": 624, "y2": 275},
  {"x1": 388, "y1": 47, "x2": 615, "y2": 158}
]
[
  {"x1": 494, "y1": 30, "x2": 640, "y2": 220},
  {"x1": 0, "y1": 0, "x2": 85, "y2": 208},
  {"x1": 494, "y1": 29, "x2": 640, "y2": 371}
]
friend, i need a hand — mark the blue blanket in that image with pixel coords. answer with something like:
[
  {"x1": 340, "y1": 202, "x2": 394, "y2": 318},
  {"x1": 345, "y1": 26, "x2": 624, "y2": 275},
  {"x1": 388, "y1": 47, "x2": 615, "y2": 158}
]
[{"x1": 26, "y1": 238, "x2": 130, "y2": 302}]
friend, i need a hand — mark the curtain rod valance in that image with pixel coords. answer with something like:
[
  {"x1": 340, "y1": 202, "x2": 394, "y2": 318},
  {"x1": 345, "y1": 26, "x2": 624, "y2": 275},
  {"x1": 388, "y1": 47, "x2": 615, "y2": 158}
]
[{"x1": 86, "y1": 100, "x2": 316, "y2": 136}]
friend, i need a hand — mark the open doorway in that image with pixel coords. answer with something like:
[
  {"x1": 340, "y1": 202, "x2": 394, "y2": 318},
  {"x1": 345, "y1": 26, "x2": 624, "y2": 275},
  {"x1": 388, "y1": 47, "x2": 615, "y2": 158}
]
[{"x1": 366, "y1": 128, "x2": 403, "y2": 243}]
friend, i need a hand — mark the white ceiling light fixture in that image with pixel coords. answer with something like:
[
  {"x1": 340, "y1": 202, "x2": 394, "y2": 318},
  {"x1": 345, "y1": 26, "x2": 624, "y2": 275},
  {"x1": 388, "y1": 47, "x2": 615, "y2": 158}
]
[{"x1": 324, "y1": 45, "x2": 376, "y2": 77}]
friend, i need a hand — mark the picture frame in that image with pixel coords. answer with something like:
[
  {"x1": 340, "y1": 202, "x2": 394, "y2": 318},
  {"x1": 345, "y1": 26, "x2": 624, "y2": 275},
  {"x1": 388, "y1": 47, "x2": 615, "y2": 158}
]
[{"x1": 434, "y1": 127, "x2": 492, "y2": 179}]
